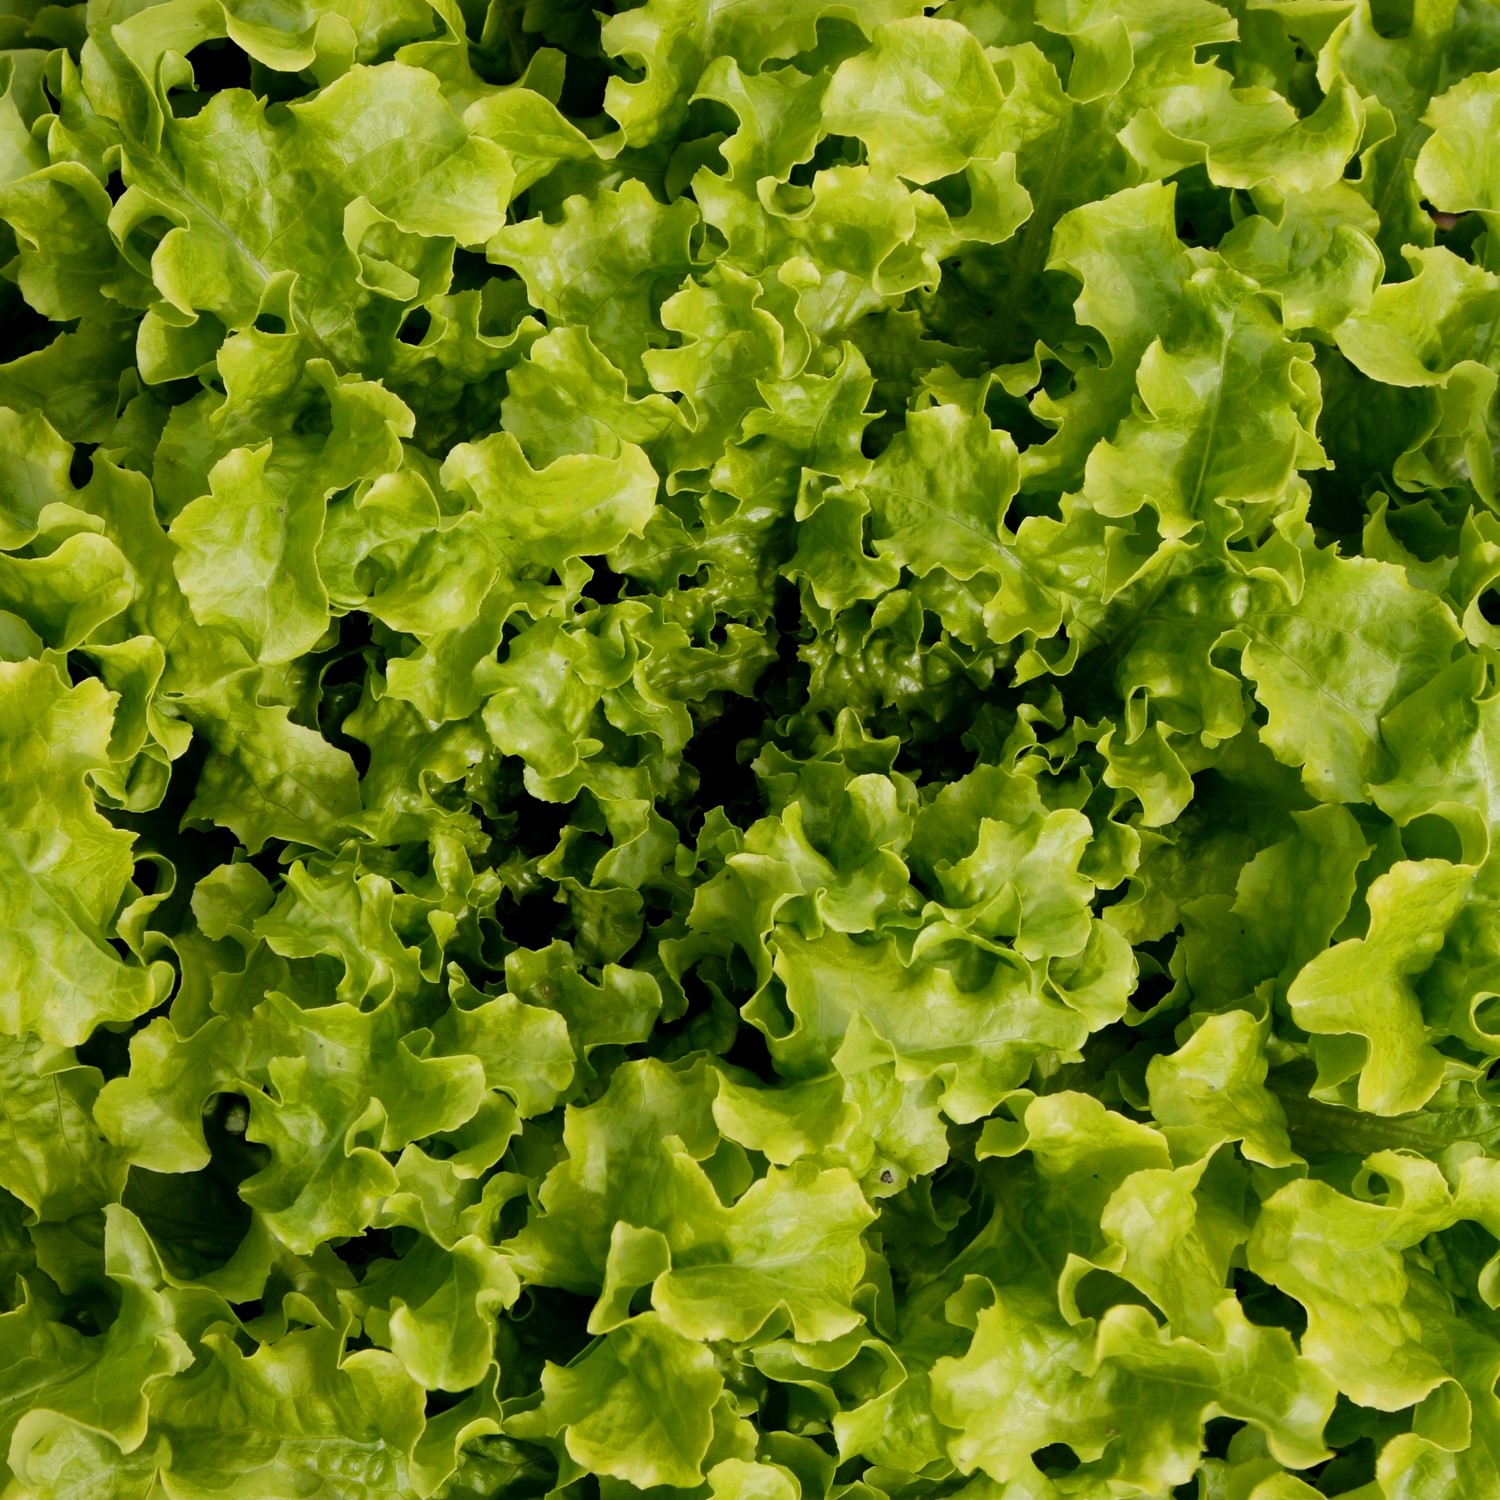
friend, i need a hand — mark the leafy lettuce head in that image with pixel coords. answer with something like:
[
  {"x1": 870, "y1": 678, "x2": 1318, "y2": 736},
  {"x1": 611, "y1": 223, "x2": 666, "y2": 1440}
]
[{"x1": 1, "y1": 0, "x2": 1500, "y2": 1496}]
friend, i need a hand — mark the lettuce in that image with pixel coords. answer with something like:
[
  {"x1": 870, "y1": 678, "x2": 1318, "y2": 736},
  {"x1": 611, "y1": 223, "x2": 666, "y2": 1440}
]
[{"x1": 3, "y1": 0, "x2": 1500, "y2": 1495}]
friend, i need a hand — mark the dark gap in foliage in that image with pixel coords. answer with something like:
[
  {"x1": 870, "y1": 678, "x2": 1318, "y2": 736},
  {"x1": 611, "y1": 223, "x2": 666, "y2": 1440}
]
[
  {"x1": 650, "y1": 959, "x2": 736, "y2": 1054},
  {"x1": 184, "y1": 40, "x2": 253, "y2": 96},
  {"x1": 722, "y1": 1018, "x2": 776, "y2": 1082},
  {"x1": 425, "y1": 1389, "x2": 464, "y2": 1417},
  {"x1": 1135, "y1": 932, "x2": 1178, "y2": 968},
  {"x1": 501, "y1": 886, "x2": 569, "y2": 948},
  {"x1": 333, "y1": 1226, "x2": 398, "y2": 1268},
  {"x1": 398, "y1": 306, "x2": 432, "y2": 345},
  {"x1": 248, "y1": 840, "x2": 292, "y2": 886},
  {"x1": 755, "y1": 1380, "x2": 790, "y2": 1433},
  {"x1": 64, "y1": 648, "x2": 101, "y2": 685},
  {"x1": 884, "y1": 701, "x2": 977, "y2": 781},
  {"x1": 682, "y1": 692, "x2": 765, "y2": 831},
  {"x1": 1382, "y1": 494, "x2": 1463, "y2": 560},
  {"x1": 985, "y1": 387, "x2": 1054, "y2": 458},
  {"x1": 317, "y1": 612, "x2": 376, "y2": 776},
  {"x1": 75, "y1": 1022, "x2": 134, "y2": 1080},
  {"x1": 670, "y1": 959, "x2": 722, "y2": 1022},
  {"x1": 322, "y1": 696, "x2": 370, "y2": 778},
  {"x1": 580, "y1": 558, "x2": 624, "y2": 605},
  {"x1": 1092, "y1": 868, "x2": 1130, "y2": 912},
  {"x1": 310, "y1": 648, "x2": 365, "y2": 722},
  {"x1": 559, "y1": 51, "x2": 611, "y2": 117},
  {"x1": 770, "y1": 575, "x2": 808, "y2": 660},
  {"x1": 746, "y1": 974, "x2": 795, "y2": 1041},
  {"x1": 1071, "y1": 1267, "x2": 1164, "y2": 1323},
  {"x1": 60, "y1": 1300, "x2": 104, "y2": 1336},
  {"x1": 231, "y1": 1299, "x2": 264, "y2": 1323},
  {"x1": 1430, "y1": 205, "x2": 1484, "y2": 257},
  {"x1": 104, "y1": 170, "x2": 124, "y2": 203},
  {"x1": 1310, "y1": 348, "x2": 1413, "y2": 535},
  {"x1": 0, "y1": 287, "x2": 67, "y2": 360},
  {"x1": 925, "y1": 169, "x2": 972, "y2": 220},
  {"x1": 108, "y1": 741, "x2": 240, "y2": 937},
  {"x1": 1032, "y1": 1443, "x2": 1081, "y2": 1474},
  {"x1": 453, "y1": 0, "x2": 492, "y2": 46},
  {"x1": 859, "y1": 422, "x2": 892, "y2": 460},
  {"x1": 832, "y1": 1456, "x2": 869, "y2": 1485},
  {"x1": 766, "y1": 665, "x2": 813, "y2": 729},
  {"x1": 248, "y1": 59, "x2": 306, "y2": 104},
  {"x1": 253, "y1": 311, "x2": 286, "y2": 335},
  {"x1": 463, "y1": 0, "x2": 536, "y2": 88},
  {"x1": 1203, "y1": 1416, "x2": 1241, "y2": 1459},
  {"x1": 451, "y1": 248, "x2": 509, "y2": 294},
  {"x1": 205, "y1": 1091, "x2": 254, "y2": 1140},
  {"x1": 1171, "y1": 166, "x2": 1236, "y2": 250},
  {"x1": 477, "y1": 913, "x2": 513, "y2": 973},
  {"x1": 639, "y1": 885, "x2": 679, "y2": 925},
  {"x1": 493, "y1": 1188, "x2": 530, "y2": 1244},
  {"x1": 507, "y1": 776, "x2": 575, "y2": 857},
  {"x1": 69, "y1": 442, "x2": 96, "y2": 487},
  {"x1": 1232, "y1": 1266, "x2": 1309, "y2": 1339},
  {"x1": 789, "y1": 133, "x2": 864, "y2": 189},
  {"x1": 135, "y1": 736, "x2": 211, "y2": 828},
  {"x1": 334, "y1": 607, "x2": 375, "y2": 655},
  {"x1": 1129, "y1": 968, "x2": 1174, "y2": 1011},
  {"x1": 1066, "y1": 1021, "x2": 1136, "y2": 1082}
]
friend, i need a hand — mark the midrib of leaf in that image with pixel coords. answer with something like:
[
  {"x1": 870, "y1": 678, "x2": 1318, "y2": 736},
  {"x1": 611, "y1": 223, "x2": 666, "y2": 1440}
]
[
  {"x1": 1269, "y1": 1074, "x2": 1500, "y2": 1156},
  {"x1": 993, "y1": 109, "x2": 1072, "y2": 357},
  {"x1": 1181, "y1": 315, "x2": 1237, "y2": 524}
]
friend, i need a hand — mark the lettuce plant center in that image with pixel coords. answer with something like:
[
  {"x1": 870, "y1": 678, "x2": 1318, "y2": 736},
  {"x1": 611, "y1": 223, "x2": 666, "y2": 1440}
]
[{"x1": 2, "y1": 1, "x2": 1500, "y2": 1496}]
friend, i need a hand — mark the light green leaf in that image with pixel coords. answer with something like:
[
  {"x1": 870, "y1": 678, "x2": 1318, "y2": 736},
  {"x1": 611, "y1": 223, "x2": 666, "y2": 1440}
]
[
  {"x1": 527, "y1": 1314, "x2": 724, "y2": 1490},
  {"x1": 823, "y1": 19, "x2": 1004, "y2": 185},
  {"x1": 655, "y1": 1162, "x2": 874, "y2": 1342},
  {"x1": 1416, "y1": 66, "x2": 1500, "y2": 213},
  {"x1": 1146, "y1": 1010, "x2": 1299, "y2": 1167},
  {"x1": 487, "y1": 180, "x2": 698, "y2": 384},
  {"x1": 180, "y1": 669, "x2": 362, "y2": 854},
  {"x1": 0, "y1": 658, "x2": 170, "y2": 1046},
  {"x1": 1287, "y1": 859, "x2": 1472, "y2": 1115},
  {"x1": 1243, "y1": 546, "x2": 1465, "y2": 804}
]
